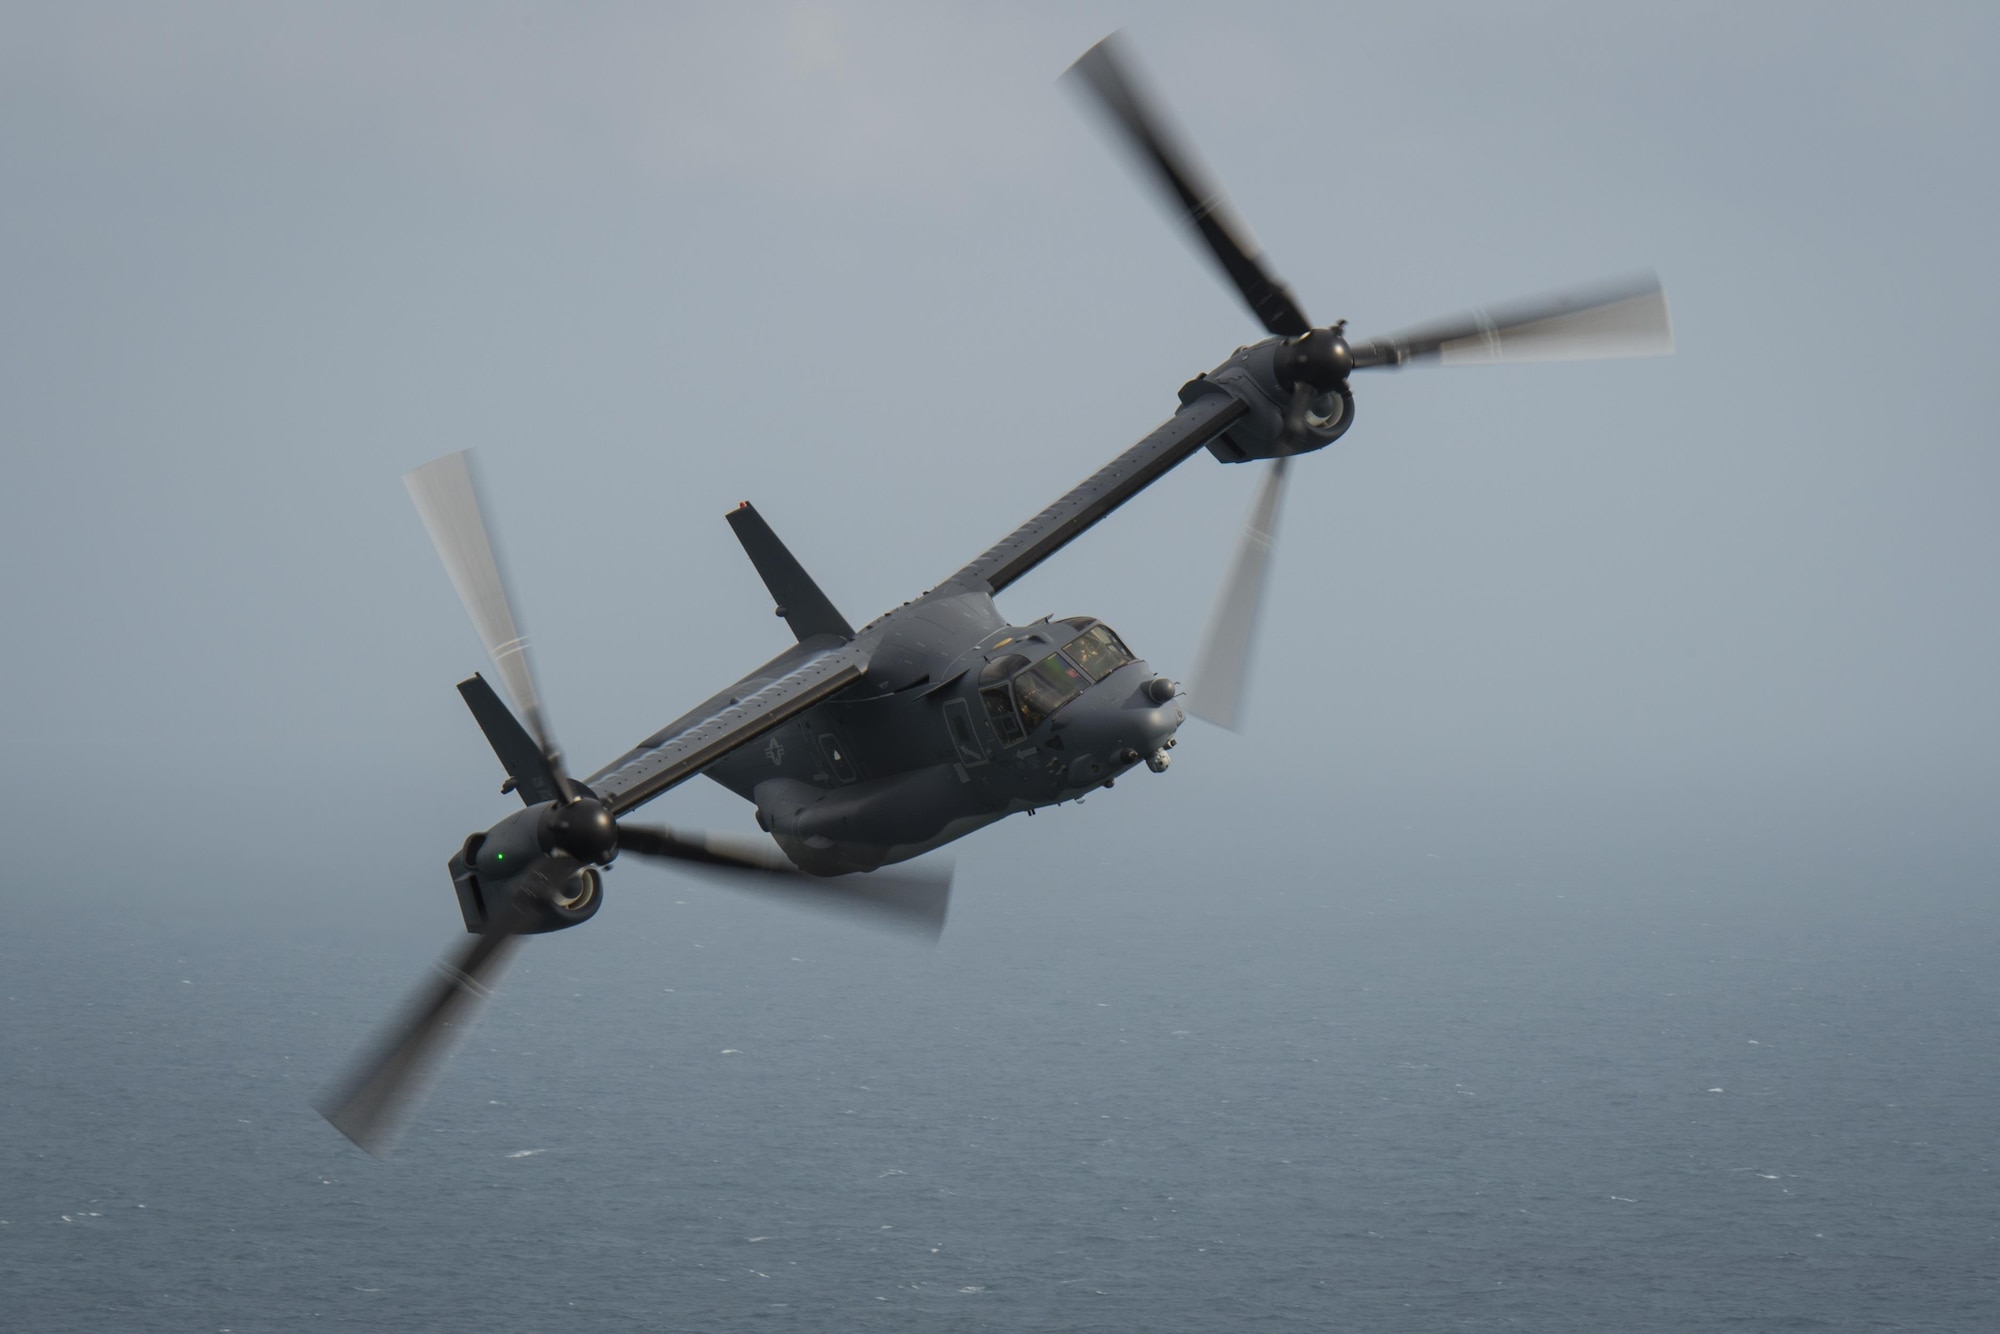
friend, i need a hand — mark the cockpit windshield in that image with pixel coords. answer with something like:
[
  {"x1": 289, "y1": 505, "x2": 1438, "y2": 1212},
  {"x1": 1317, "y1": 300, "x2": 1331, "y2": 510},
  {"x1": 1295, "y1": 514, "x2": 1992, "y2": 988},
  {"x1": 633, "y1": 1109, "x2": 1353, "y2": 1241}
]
[
  {"x1": 974, "y1": 623, "x2": 1139, "y2": 743},
  {"x1": 1013, "y1": 652, "x2": 1088, "y2": 731},
  {"x1": 1062, "y1": 623, "x2": 1134, "y2": 682}
]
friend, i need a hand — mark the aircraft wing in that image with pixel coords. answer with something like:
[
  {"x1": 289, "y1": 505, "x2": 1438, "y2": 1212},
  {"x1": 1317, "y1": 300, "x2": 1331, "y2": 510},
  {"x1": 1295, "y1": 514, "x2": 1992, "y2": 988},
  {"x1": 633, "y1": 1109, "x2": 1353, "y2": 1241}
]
[
  {"x1": 584, "y1": 638, "x2": 871, "y2": 817},
  {"x1": 936, "y1": 390, "x2": 1247, "y2": 597}
]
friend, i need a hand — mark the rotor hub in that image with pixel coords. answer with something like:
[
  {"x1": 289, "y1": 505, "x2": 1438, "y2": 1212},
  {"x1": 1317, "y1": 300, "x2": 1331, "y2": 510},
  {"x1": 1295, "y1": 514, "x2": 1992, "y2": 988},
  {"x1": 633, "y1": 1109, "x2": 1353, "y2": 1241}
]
[
  {"x1": 1273, "y1": 326, "x2": 1353, "y2": 392},
  {"x1": 541, "y1": 797, "x2": 618, "y2": 866}
]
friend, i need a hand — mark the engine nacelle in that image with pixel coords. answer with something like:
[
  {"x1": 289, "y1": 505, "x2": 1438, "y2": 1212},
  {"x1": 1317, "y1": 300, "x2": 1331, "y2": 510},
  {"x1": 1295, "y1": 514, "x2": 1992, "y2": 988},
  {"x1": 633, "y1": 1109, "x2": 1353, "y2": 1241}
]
[
  {"x1": 1183, "y1": 336, "x2": 1355, "y2": 462},
  {"x1": 448, "y1": 803, "x2": 605, "y2": 935}
]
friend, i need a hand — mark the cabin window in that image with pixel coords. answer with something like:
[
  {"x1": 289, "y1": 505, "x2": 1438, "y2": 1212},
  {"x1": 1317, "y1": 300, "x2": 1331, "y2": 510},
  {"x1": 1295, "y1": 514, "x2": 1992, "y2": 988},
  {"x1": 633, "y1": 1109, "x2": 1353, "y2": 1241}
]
[
  {"x1": 1013, "y1": 653, "x2": 1088, "y2": 730},
  {"x1": 1062, "y1": 623, "x2": 1135, "y2": 682}
]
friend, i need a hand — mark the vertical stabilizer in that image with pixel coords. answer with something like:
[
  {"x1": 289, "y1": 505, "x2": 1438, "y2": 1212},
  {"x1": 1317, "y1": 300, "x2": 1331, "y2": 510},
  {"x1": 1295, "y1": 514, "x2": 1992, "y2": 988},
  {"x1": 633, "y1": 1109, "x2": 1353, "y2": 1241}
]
[
  {"x1": 725, "y1": 503, "x2": 854, "y2": 643},
  {"x1": 457, "y1": 674, "x2": 562, "y2": 805}
]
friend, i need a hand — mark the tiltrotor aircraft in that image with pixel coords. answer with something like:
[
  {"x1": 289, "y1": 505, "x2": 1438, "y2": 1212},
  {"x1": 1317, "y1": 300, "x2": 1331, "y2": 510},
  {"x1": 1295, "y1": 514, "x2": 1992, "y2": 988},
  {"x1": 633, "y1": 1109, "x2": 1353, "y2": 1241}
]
[{"x1": 320, "y1": 34, "x2": 1673, "y2": 1153}]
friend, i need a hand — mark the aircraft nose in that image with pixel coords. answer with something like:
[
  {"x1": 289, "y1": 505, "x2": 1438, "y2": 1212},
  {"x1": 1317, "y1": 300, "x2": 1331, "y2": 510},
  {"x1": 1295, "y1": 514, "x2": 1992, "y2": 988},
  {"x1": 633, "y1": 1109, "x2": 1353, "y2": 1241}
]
[
  {"x1": 1061, "y1": 670, "x2": 1183, "y2": 784},
  {"x1": 1132, "y1": 692, "x2": 1185, "y2": 770},
  {"x1": 1134, "y1": 690, "x2": 1184, "y2": 754}
]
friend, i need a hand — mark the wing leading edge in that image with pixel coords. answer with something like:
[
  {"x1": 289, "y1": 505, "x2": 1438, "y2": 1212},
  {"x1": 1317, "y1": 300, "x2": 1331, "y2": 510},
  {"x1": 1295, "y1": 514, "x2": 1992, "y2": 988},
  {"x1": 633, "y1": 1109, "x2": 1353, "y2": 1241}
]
[
  {"x1": 935, "y1": 390, "x2": 1247, "y2": 598},
  {"x1": 585, "y1": 639, "x2": 871, "y2": 817}
]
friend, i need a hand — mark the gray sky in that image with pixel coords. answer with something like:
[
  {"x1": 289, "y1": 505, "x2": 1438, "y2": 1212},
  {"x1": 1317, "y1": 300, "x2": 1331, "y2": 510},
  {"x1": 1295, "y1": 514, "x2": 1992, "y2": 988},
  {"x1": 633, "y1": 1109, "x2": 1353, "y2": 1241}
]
[{"x1": 3, "y1": 3, "x2": 1995, "y2": 916}]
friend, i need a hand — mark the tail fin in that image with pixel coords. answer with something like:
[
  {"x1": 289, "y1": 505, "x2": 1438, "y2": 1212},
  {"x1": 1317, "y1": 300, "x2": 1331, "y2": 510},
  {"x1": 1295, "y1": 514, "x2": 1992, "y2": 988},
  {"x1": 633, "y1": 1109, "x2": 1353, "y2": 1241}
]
[
  {"x1": 726, "y1": 502, "x2": 854, "y2": 643},
  {"x1": 457, "y1": 674, "x2": 562, "y2": 805}
]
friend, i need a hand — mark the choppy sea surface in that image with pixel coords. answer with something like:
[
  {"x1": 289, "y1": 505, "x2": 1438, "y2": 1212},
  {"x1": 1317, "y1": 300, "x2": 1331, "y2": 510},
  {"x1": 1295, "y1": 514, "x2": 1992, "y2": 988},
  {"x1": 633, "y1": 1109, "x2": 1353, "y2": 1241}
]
[{"x1": 5, "y1": 846, "x2": 1996, "y2": 1331}]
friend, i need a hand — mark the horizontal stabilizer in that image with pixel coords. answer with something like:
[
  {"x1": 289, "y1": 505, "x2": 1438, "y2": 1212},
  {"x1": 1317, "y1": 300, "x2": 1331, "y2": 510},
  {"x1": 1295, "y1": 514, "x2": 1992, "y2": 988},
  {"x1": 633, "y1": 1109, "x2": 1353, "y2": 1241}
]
[
  {"x1": 457, "y1": 674, "x2": 562, "y2": 805},
  {"x1": 726, "y1": 502, "x2": 854, "y2": 643}
]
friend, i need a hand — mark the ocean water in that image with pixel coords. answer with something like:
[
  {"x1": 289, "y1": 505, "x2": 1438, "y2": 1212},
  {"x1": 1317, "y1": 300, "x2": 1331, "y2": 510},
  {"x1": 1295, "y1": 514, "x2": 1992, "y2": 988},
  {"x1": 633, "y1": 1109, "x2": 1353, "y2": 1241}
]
[{"x1": 5, "y1": 848, "x2": 1996, "y2": 1331}]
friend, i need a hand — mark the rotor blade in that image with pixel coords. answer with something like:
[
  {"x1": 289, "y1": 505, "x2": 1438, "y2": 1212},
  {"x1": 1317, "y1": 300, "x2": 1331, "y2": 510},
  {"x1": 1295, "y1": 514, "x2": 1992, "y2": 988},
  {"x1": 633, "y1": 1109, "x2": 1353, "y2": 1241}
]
[
  {"x1": 1188, "y1": 457, "x2": 1290, "y2": 732},
  {"x1": 1349, "y1": 274, "x2": 1673, "y2": 369},
  {"x1": 315, "y1": 883, "x2": 542, "y2": 1157},
  {"x1": 616, "y1": 823, "x2": 951, "y2": 939},
  {"x1": 403, "y1": 451, "x2": 568, "y2": 792},
  {"x1": 1066, "y1": 33, "x2": 1311, "y2": 338}
]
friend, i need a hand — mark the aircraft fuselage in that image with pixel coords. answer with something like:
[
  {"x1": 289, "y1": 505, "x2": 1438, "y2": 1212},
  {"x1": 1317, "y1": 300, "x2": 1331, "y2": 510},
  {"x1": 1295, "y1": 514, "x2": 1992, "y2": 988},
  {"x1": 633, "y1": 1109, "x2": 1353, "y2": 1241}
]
[{"x1": 704, "y1": 591, "x2": 1183, "y2": 874}]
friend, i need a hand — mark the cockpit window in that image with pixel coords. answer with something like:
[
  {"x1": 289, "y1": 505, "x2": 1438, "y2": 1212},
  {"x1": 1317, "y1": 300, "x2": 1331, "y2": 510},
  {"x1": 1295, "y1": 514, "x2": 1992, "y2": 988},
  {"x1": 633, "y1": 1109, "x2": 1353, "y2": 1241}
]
[
  {"x1": 980, "y1": 684, "x2": 1025, "y2": 745},
  {"x1": 977, "y1": 638, "x2": 1120, "y2": 743},
  {"x1": 979, "y1": 653, "x2": 1029, "y2": 687},
  {"x1": 978, "y1": 653, "x2": 1030, "y2": 745},
  {"x1": 1013, "y1": 652, "x2": 1088, "y2": 730},
  {"x1": 1062, "y1": 624, "x2": 1134, "y2": 683}
]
